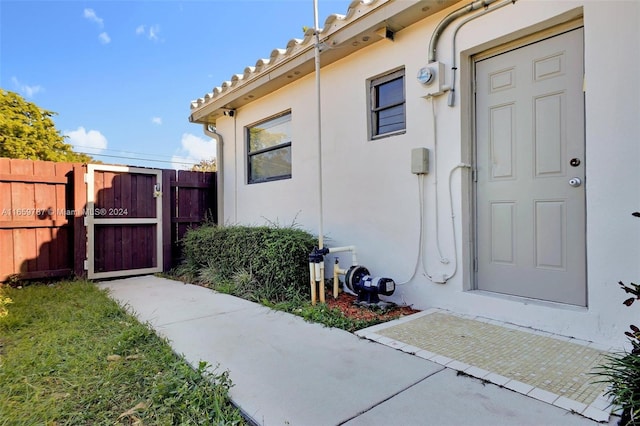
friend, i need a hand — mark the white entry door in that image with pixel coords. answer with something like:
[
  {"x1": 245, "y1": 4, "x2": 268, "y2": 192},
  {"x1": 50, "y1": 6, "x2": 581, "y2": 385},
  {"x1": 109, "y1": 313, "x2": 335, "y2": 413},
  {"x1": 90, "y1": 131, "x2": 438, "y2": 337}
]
[{"x1": 475, "y1": 28, "x2": 586, "y2": 306}]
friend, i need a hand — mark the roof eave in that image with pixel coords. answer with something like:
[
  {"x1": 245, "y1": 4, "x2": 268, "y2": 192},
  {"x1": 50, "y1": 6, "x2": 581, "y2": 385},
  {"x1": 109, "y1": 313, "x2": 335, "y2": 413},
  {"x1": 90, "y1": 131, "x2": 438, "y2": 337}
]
[{"x1": 189, "y1": 0, "x2": 459, "y2": 125}]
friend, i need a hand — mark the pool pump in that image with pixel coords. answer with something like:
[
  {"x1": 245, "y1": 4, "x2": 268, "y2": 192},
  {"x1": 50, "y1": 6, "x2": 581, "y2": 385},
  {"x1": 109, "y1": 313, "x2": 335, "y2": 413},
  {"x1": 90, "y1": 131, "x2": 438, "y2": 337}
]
[{"x1": 344, "y1": 265, "x2": 396, "y2": 306}]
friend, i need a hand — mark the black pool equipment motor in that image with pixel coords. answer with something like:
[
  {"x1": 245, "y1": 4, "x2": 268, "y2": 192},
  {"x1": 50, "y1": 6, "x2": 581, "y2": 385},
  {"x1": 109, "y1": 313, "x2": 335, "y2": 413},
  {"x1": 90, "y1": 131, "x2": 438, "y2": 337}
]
[{"x1": 344, "y1": 265, "x2": 396, "y2": 306}]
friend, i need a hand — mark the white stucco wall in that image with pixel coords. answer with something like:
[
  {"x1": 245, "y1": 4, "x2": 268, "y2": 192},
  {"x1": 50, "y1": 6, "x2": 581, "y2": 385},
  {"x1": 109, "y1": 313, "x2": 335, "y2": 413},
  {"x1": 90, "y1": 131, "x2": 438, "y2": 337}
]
[{"x1": 216, "y1": 0, "x2": 640, "y2": 347}]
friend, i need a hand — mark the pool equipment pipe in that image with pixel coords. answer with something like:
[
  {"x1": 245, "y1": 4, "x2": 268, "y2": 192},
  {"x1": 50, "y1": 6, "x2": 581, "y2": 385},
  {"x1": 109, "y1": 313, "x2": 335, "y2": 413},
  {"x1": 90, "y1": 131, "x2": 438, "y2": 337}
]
[
  {"x1": 328, "y1": 246, "x2": 358, "y2": 298},
  {"x1": 328, "y1": 245, "x2": 358, "y2": 267},
  {"x1": 309, "y1": 247, "x2": 327, "y2": 304},
  {"x1": 310, "y1": 245, "x2": 392, "y2": 305},
  {"x1": 309, "y1": 246, "x2": 360, "y2": 303},
  {"x1": 333, "y1": 258, "x2": 348, "y2": 299}
]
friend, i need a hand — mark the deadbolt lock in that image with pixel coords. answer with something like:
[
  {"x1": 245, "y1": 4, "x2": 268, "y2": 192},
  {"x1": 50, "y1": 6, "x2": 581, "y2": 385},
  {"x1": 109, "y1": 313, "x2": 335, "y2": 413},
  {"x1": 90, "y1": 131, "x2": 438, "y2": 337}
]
[{"x1": 570, "y1": 158, "x2": 581, "y2": 167}]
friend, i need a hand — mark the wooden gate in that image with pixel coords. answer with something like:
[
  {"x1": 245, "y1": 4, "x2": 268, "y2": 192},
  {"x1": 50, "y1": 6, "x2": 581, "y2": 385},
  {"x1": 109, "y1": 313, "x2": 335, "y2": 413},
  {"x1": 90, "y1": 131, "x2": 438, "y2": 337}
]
[
  {"x1": 168, "y1": 169, "x2": 217, "y2": 266},
  {"x1": 1, "y1": 159, "x2": 215, "y2": 282},
  {"x1": 86, "y1": 164, "x2": 163, "y2": 279}
]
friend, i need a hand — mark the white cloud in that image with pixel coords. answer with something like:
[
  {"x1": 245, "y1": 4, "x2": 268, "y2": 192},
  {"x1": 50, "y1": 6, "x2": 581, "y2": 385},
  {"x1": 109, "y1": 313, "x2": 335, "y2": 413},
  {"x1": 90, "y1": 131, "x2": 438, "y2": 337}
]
[
  {"x1": 98, "y1": 32, "x2": 111, "y2": 45},
  {"x1": 136, "y1": 24, "x2": 161, "y2": 42},
  {"x1": 151, "y1": 117, "x2": 162, "y2": 125},
  {"x1": 171, "y1": 133, "x2": 216, "y2": 170},
  {"x1": 11, "y1": 76, "x2": 43, "y2": 98},
  {"x1": 83, "y1": 8, "x2": 104, "y2": 27},
  {"x1": 148, "y1": 25, "x2": 160, "y2": 41},
  {"x1": 64, "y1": 127, "x2": 108, "y2": 153}
]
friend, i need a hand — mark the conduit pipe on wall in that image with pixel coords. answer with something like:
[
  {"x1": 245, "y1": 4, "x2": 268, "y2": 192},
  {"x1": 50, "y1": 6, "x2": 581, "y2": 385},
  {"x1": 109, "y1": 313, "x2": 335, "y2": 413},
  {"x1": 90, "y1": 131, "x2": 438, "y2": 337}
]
[
  {"x1": 203, "y1": 124, "x2": 224, "y2": 225},
  {"x1": 448, "y1": 0, "x2": 518, "y2": 106},
  {"x1": 428, "y1": 0, "x2": 501, "y2": 63},
  {"x1": 420, "y1": 0, "x2": 518, "y2": 283}
]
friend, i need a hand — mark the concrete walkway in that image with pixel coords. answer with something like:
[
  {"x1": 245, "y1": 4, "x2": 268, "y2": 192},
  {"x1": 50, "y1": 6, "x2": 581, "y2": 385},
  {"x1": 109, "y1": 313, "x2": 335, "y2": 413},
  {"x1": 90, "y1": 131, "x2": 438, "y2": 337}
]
[{"x1": 99, "y1": 276, "x2": 614, "y2": 426}]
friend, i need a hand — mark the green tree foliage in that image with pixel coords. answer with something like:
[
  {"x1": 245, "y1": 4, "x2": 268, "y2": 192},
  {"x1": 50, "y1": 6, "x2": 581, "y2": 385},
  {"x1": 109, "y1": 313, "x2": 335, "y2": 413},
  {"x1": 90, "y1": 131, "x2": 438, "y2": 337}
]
[
  {"x1": 0, "y1": 89, "x2": 92, "y2": 162},
  {"x1": 190, "y1": 158, "x2": 216, "y2": 172}
]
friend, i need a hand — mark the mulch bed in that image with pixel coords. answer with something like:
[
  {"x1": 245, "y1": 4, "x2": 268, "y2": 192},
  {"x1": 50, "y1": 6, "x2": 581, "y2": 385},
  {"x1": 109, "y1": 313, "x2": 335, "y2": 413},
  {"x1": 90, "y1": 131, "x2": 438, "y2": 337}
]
[{"x1": 325, "y1": 291, "x2": 420, "y2": 322}]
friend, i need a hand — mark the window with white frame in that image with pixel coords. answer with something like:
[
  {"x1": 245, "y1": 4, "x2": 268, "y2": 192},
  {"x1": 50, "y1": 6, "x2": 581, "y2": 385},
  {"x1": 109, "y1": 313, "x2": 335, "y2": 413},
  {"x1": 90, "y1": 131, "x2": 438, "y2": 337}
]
[
  {"x1": 247, "y1": 112, "x2": 292, "y2": 184},
  {"x1": 368, "y1": 68, "x2": 406, "y2": 139}
]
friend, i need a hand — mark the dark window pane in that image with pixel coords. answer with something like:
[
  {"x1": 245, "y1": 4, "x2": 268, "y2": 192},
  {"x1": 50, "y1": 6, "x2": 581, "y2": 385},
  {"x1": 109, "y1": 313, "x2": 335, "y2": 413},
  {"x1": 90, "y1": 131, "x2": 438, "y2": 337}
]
[
  {"x1": 370, "y1": 70, "x2": 405, "y2": 138},
  {"x1": 376, "y1": 104, "x2": 405, "y2": 135},
  {"x1": 376, "y1": 77, "x2": 403, "y2": 108}
]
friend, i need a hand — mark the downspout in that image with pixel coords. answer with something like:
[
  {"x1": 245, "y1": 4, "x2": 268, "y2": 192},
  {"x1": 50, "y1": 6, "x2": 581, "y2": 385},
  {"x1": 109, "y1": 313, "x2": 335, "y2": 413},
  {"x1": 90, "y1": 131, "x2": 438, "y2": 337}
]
[
  {"x1": 428, "y1": 0, "x2": 501, "y2": 63},
  {"x1": 203, "y1": 124, "x2": 224, "y2": 225}
]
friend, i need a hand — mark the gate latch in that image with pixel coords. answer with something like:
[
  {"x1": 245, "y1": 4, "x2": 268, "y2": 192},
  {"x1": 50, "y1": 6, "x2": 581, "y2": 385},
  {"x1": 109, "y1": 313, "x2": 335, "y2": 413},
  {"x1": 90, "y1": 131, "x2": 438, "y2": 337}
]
[{"x1": 153, "y1": 183, "x2": 162, "y2": 198}]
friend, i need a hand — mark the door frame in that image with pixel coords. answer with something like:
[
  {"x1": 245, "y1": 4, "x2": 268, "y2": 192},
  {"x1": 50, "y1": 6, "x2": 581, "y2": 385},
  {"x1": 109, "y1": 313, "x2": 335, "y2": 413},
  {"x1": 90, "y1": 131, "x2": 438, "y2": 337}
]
[
  {"x1": 86, "y1": 164, "x2": 163, "y2": 279},
  {"x1": 469, "y1": 18, "x2": 586, "y2": 298}
]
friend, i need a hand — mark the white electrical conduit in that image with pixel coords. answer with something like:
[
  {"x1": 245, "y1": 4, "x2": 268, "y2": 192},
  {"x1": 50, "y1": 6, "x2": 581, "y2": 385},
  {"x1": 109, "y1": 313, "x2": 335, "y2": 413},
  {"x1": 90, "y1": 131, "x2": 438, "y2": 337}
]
[
  {"x1": 393, "y1": 103, "x2": 443, "y2": 285},
  {"x1": 396, "y1": 174, "x2": 429, "y2": 285},
  {"x1": 430, "y1": 97, "x2": 448, "y2": 265},
  {"x1": 448, "y1": 0, "x2": 518, "y2": 107},
  {"x1": 441, "y1": 163, "x2": 472, "y2": 282},
  {"x1": 426, "y1": 97, "x2": 473, "y2": 283},
  {"x1": 428, "y1": 0, "x2": 501, "y2": 63}
]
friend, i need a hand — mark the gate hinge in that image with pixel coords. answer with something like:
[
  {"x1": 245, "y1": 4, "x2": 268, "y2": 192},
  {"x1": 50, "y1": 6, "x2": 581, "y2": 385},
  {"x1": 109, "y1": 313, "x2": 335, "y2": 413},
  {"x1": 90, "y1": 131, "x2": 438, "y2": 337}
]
[
  {"x1": 83, "y1": 259, "x2": 89, "y2": 271},
  {"x1": 83, "y1": 173, "x2": 89, "y2": 184},
  {"x1": 473, "y1": 258, "x2": 478, "y2": 272},
  {"x1": 83, "y1": 216, "x2": 88, "y2": 227},
  {"x1": 472, "y1": 169, "x2": 478, "y2": 182}
]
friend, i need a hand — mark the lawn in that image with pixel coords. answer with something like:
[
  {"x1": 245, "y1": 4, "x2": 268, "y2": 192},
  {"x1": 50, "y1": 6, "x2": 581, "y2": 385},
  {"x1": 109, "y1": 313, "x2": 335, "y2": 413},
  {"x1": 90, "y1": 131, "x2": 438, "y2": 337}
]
[{"x1": 0, "y1": 280, "x2": 245, "y2": 425}]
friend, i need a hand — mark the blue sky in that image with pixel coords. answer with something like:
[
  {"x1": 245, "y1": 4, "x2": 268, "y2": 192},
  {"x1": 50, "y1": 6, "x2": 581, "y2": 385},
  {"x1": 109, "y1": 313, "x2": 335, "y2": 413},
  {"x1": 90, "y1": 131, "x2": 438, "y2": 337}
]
[{"x1": 1, "y1": 0, "x2": 352, "y2": 169}]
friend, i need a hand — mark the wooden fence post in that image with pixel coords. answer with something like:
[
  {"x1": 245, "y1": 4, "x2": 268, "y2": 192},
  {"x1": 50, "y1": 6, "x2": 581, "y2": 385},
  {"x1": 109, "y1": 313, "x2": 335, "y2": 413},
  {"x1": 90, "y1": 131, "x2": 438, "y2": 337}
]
[
  {"x1": 73, "y1": 164, "x2": 87, "y2": 278},
  {"x1": 162, "y1": 169, "x2": 174, "y2": 273}
]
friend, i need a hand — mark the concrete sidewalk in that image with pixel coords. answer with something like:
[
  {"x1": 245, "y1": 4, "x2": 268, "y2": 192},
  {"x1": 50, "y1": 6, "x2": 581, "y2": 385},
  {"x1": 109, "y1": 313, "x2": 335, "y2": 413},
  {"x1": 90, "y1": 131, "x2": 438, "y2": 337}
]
[{"x1": 99, "y1": 276, "x2": 611, "y2": 426}]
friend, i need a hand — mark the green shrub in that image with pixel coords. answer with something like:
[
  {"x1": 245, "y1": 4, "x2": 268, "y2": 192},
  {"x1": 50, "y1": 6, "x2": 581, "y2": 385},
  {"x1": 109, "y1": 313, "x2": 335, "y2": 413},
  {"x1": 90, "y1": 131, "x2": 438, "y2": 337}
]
[
  {"x1": 180, "y1": 224, "x2": 317, "y2": 302},
  {"x1": 594, "y1": 213, "x2": 640, "y2": 425}
]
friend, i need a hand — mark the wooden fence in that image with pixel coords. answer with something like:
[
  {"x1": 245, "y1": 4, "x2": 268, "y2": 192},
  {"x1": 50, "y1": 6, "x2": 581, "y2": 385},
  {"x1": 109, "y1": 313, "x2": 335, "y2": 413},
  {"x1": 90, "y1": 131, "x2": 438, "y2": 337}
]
[{"x1": 0, "y1": 158, "x2": 216, "y2": 282}]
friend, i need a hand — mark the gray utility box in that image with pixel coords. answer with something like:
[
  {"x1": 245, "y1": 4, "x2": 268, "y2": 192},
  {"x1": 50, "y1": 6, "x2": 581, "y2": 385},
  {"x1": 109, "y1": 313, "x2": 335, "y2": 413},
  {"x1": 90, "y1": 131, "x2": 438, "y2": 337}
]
[{"x1": 411, "y1": 147, "x2": 429, "y2": 174}]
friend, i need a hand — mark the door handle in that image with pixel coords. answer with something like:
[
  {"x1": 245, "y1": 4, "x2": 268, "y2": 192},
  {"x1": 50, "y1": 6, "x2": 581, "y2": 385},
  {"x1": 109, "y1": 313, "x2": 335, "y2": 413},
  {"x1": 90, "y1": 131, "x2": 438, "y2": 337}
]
[{"x1": 568, "y1": 177, "x2": 582, "y2": 187}]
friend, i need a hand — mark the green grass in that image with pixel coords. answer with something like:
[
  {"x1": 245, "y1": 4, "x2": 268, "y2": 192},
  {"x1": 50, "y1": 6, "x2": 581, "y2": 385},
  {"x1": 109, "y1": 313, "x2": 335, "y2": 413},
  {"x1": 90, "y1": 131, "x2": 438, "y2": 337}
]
[{"x1": 0, "y1": 280, "x2": 246, "y2": 425}]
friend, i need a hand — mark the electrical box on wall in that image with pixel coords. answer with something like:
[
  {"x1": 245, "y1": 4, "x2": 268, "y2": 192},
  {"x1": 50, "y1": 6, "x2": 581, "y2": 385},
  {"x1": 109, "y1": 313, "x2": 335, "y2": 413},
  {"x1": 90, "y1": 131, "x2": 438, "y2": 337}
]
[
  {"x1": 417, "y1": 61, "x2": 448, "y2": 97},
  {"x1": 411, "y1": 148, "x2": 429, "y2": 174}
]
